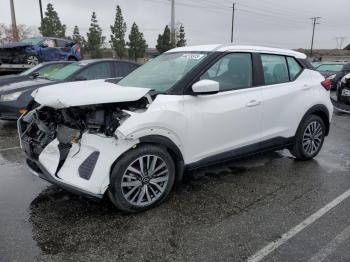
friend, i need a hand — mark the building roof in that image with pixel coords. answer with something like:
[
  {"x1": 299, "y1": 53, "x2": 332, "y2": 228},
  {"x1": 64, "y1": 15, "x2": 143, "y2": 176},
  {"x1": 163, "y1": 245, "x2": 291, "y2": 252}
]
[{"x1": 167, "y1": 44, "x2": 307, "y2": 59}]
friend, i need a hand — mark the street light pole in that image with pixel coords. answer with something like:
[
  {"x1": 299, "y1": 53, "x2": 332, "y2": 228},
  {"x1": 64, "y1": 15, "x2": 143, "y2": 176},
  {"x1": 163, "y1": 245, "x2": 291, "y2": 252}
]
[
  {"x1": 231, "y1": 2, "x2": 236, "y2": 43},
  {"x1": 310, "y1": 17, "x2": 320, "y2": 57},
  {"x1": 170, "y1": 0, "x2": 176, "y2": 47},
  {"x1": 39, "y1": 0, "x2": 44, "y2": 23},
  {"x1": 9, "y1": 0, "x2": 19, "y2": 41}
]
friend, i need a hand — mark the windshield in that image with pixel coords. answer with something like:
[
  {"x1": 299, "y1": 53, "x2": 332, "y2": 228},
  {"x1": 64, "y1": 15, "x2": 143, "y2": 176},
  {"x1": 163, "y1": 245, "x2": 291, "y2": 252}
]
[
  {"x1": 20, "y1": 38, "x2": 42, "y2": 45},
  {"x1": 48, "y1": 63, "x2": 82, "y2": 81},
  {"x1": 316, "y1": 64, "x2": 344, "y2": 72},
  {"x1": 19, "y1": 64, "x2": 43, "y2": 76},
  {"x1": 118, "y1": 52, "x2": 208, "y2": 91}
]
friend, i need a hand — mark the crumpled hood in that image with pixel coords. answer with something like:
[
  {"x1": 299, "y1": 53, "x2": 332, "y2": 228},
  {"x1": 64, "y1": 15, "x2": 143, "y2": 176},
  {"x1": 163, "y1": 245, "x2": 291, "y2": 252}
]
[
  {"x1": 32, "y1": 79, "x2": 151, "y2": 109},
  {"x1": 0, "y1": 42, "x2": 32, "y2": 49}
]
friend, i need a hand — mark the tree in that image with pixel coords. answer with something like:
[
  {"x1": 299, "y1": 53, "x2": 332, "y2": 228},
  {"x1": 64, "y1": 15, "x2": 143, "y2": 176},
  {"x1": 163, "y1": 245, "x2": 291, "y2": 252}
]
[
  {"x1": 176, "y1": 24, "x2": 186, "y2": 47},
  {"x1": 0, "y1": 23, "x2": 37, "y2": 43},
  {"x1": 110, "y1": 5, "x2": 127, "y2": 59},
  {"x1": 39, "y1": 3, "x2": 66, "y2": 37},
  {"x1": 72, "y1": 25, "x2": 86, "y2": 54},
  {"x1": 72, "y1": 25, "x2": 84, "y2": 44},
  {"x1": 156, "y1": 25, "x2": 172, "y2": 54},
  {"x1": 86, "y1": 12, "x2": 105, "y2": 58},
  {"x1": 128, "y1": 22, "x2": 147, "y2": 61}
]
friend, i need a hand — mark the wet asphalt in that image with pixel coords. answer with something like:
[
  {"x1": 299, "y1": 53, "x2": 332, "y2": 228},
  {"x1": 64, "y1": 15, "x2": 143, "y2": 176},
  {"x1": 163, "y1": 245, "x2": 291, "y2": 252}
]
[{"x1": 0, "y1": 112, "x2": 350, "y2": 262}]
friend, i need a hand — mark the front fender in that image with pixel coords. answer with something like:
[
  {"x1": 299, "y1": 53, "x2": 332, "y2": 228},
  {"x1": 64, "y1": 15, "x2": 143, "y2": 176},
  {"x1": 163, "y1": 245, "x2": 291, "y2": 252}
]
[{"x1": 117, "y1": 108, "x2": 188, "y2": 161}]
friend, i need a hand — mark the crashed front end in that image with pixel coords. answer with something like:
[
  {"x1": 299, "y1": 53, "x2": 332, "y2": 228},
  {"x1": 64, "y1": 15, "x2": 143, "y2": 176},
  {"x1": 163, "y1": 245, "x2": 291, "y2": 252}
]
[
  {"x1": 18, "y1": 99, "x2": 149, "y2": 198},
  {"x1": 0, "y1": 44, "x2": 34, "y2": 64}
]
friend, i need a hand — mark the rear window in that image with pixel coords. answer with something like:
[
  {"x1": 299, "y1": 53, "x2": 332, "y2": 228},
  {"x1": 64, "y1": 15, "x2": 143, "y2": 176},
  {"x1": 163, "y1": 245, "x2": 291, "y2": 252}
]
[
  {"x1": 287, "y1": 57, "x2": 303, "y2": 80},
  {"x1": 20, "y1": 38, "x2": 42, "y2": 45},
  {"x1": 115, "y1": 62, "x2": 139, "y2": 77},
  {"x1": 56, "y1": 39, "x2": 71, "y2": 48},
  {"x1": 316, "y1": 64, "x2": 343, "y2": 72},
  {"x1": 261, "y1": 54, "x2": 289, "y2": 85}
]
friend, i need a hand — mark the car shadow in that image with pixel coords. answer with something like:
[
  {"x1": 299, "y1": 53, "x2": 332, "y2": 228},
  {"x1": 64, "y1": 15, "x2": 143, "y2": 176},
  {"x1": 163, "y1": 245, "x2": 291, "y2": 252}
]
[{"x1": 29, "y1": 150, "x2": 322, "y2": 260}]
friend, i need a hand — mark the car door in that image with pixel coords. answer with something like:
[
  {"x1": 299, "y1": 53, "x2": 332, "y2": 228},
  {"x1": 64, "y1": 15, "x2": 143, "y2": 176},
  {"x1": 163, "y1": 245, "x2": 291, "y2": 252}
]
[
  {"x1": 55, "y1": 39, "x2": 72, "y2": 60},
  {"x1": 74, "y1": 62, "x2": 113, "y2": 80},
  {"x1": 183, "y1": 52, "x2": 263, "y2": 164},
  {"x1": 260, "y1": 54, "x2": 316, "y2": 142},
  {"x1": 39, "y1": 38, "x2": 61, "y2": 61}
]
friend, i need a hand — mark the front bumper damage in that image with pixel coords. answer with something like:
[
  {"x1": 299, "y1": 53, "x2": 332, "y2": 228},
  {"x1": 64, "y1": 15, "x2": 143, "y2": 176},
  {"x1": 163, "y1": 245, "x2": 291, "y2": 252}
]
[{"x1": 18, "y1": 114, "x2": 138, "y2": 199}]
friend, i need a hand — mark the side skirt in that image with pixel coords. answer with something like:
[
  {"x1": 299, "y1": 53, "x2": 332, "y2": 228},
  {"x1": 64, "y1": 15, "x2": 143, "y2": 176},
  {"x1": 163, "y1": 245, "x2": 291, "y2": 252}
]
[{"x1": 185, "y1": 137, "x2": 294, "y2": 171}]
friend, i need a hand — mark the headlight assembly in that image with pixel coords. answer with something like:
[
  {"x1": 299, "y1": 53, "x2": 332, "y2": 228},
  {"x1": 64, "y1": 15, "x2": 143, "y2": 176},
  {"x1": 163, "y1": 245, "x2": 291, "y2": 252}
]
[{"x1": 0, "y1": 91, "x2": 23, "y2": 102}]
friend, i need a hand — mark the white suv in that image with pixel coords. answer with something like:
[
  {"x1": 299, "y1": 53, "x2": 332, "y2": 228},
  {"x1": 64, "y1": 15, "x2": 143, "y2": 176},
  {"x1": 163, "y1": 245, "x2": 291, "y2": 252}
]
[{"x1": 18, "y1": 44, "x2": 333, "y2": 212}]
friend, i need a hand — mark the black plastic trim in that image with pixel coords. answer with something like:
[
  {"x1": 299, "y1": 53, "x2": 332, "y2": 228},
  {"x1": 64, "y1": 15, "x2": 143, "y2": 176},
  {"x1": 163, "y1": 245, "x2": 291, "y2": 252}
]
[
  {"x1": 79, "y1": 151, "x2": 100, "y2": 180},
  {"x1": 26, "y1": 158, "x2": 103, "y2": 200},
  {"x1": 139, "y1": 135, "x2": 185, "y2": 182},
  {"x1": 186, "y1": 136, "x2": 294, "y2": 170},
  {"x1": 252, "y1": 52, "x2": 264, "y2": 86},
  {"x1": 299, "y1": 104, "x2": 331, "y2": 136}
]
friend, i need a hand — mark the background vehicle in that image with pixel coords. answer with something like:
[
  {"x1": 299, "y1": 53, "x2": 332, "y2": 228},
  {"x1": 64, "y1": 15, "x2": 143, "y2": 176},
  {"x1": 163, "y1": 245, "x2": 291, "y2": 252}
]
[
  {"x1": 330, "y1": 63, "x2": 350, "y2": 90},
  {"x1": 18, "y1": 44, "x2": 333, "y2": 213},
  {"x1": 0, "y1": 59, "x2": 140, "y2": 120},
  {"x1": 0, "y1": 61, "x2": 72, "y2": 87},
  {"x1": 331, "y1": 73, "x2": 350, "y2": 113},
  {"x1": 0, "y1": 37, "x2": 81, "y2": 66},
  {"x1": 315, "y1": 62, "x2": 347, "y2": 78}
]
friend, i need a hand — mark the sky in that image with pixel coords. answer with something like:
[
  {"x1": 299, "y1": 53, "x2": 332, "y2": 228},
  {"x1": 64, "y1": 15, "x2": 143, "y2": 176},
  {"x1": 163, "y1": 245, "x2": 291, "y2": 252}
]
[{"x1": 1, "y1": 0, "x2": 349, "y2": 49}]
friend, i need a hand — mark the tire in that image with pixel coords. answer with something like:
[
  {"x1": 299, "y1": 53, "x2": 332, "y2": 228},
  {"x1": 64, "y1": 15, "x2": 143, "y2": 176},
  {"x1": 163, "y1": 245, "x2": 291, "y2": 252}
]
[
  {"x1": 68, "y1": 56, "x2": 77, "y2": 61},
  {"x1": 108, "y1": 145, "x2": 175, "y2": 213},
  {"x1": 290, "y1": 115, "x2": 326, "y2": 160},
  {"x1": 25, "y1": 55, "x2": 40, "y2": 65}
]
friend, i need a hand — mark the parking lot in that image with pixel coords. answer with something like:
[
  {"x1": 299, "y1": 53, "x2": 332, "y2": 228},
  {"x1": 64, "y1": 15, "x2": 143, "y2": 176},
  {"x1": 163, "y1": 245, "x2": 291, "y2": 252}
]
[{"x1": 0, "y1": 111, "x2": 349, "y2": 261}]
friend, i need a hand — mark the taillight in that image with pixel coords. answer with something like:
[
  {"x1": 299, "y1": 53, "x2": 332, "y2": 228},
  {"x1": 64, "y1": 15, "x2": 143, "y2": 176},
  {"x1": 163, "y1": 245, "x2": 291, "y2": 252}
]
[
  {"x1": 75, "y1": 44, "x2": 81, "y2": 53},
  {"x1": 321, "y1": 79, "x2": 332, "y2": 90}
]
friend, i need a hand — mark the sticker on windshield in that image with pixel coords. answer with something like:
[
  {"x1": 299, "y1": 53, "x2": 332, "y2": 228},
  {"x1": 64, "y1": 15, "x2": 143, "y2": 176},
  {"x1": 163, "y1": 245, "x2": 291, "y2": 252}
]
[{"x1": 181, "y1": 54, "x2": 205, "y2": 60}]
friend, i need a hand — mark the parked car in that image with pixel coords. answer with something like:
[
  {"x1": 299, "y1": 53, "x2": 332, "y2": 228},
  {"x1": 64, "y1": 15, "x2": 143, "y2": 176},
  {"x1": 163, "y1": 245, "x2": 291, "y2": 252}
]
[
  {"x1": 0, "y1": 59, "x2": 140, "y2": 120},
  {"x1": 315, "y1": 62, "x2": 346, "y2": 78},
  {"x1": 0, "y1": 61, "x2": 73, "y2": 87},
  {"x1": 18, "y1": 44, "x2": 333, "y2": 213},
  {"x1": 0, "y1": 37, "x2": 81, "y2": 65},
  {"x1": 336, "y1": 73, "x2": 350, "y2": 105},
  {"x1": 330, "y1": 63, "x2": 350, "y2": 90}
]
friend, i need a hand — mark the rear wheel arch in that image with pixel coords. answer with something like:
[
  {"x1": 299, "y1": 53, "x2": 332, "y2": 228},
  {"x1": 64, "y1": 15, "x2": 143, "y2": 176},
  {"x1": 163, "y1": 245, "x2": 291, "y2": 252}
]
[
  {"x1": 67, "y1": 56, "x2": 78, "y2": 61},
  {"x1": 298, "y1": 104, "x2": 330, "y2": 136}
]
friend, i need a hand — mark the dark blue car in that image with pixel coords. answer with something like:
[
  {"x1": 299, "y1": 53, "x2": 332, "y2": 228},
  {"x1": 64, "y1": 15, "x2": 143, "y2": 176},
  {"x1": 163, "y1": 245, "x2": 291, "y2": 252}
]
[{"x1": 0, "y1": 37, "x2": 81, "y2": 65}]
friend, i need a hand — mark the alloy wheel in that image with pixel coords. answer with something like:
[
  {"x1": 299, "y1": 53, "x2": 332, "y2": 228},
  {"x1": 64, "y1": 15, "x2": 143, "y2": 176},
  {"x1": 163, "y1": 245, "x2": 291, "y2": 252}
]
[
  {"x1": 26, "y1": 56, "x2": 39, "y2": 65},
  {"x1": 121, "y1": 155, "x2": 169, "y2": 207},
  {"x1": 302, "y1": 121, "x2": 323, "y2": 155}
]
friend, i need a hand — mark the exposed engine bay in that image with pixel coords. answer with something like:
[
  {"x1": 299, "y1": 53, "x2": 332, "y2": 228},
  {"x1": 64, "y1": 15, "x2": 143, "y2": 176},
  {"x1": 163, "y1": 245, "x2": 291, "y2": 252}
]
[{"x1": 18, "y1": 97, "x2": 150, "y2": 160}]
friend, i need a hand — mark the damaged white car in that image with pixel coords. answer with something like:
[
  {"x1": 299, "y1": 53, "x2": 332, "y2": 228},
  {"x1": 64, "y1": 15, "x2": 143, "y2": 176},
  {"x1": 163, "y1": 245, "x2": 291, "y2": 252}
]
[{"x1": 18, "y1": 44, "x2": 333, "y2": 212}]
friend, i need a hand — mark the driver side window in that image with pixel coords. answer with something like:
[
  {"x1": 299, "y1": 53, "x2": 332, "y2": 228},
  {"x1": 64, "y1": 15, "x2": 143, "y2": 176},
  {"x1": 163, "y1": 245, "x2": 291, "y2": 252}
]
[
  {"x1": 43, "y1": 39, "x2": 56, "y2": 48},
  {"x1": 200, "y1": 53, "x2": 253, "y2": 92}
]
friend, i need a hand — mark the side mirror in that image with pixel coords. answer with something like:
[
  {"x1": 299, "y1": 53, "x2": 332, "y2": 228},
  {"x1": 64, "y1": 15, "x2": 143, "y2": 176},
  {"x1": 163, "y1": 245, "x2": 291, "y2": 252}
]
[
  {"x1": 40, "y1": 43, "x2": 49, "y2": 48},
  {"x1": 30, "y1": 72, "x2": 40, "y2": 78},
  {"x1": 192, "y1": 79, "x2": 219, "y2": 95}
]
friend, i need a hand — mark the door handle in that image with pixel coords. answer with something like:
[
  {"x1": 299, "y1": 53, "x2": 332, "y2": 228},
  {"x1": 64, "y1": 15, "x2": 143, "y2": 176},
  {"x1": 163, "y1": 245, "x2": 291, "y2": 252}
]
[{"x1": 246, "y1": 100, "x2": 261, "y2": 107}]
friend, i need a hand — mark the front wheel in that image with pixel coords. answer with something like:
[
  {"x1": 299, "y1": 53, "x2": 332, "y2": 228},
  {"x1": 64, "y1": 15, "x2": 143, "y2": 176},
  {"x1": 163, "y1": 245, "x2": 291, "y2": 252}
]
[
  {"x1": 108, "y1": 145, "x2": 175, "y2": 213},
  {"x1": 290, "y1": 115, "x2": 326, "y2": 160}
]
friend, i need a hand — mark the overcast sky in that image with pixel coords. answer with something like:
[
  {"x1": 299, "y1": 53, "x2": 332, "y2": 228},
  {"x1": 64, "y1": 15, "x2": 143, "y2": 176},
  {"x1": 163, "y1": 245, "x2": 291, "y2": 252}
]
[{"x1": 1, "y1": 0, "x2": 349, "y2": 49}]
